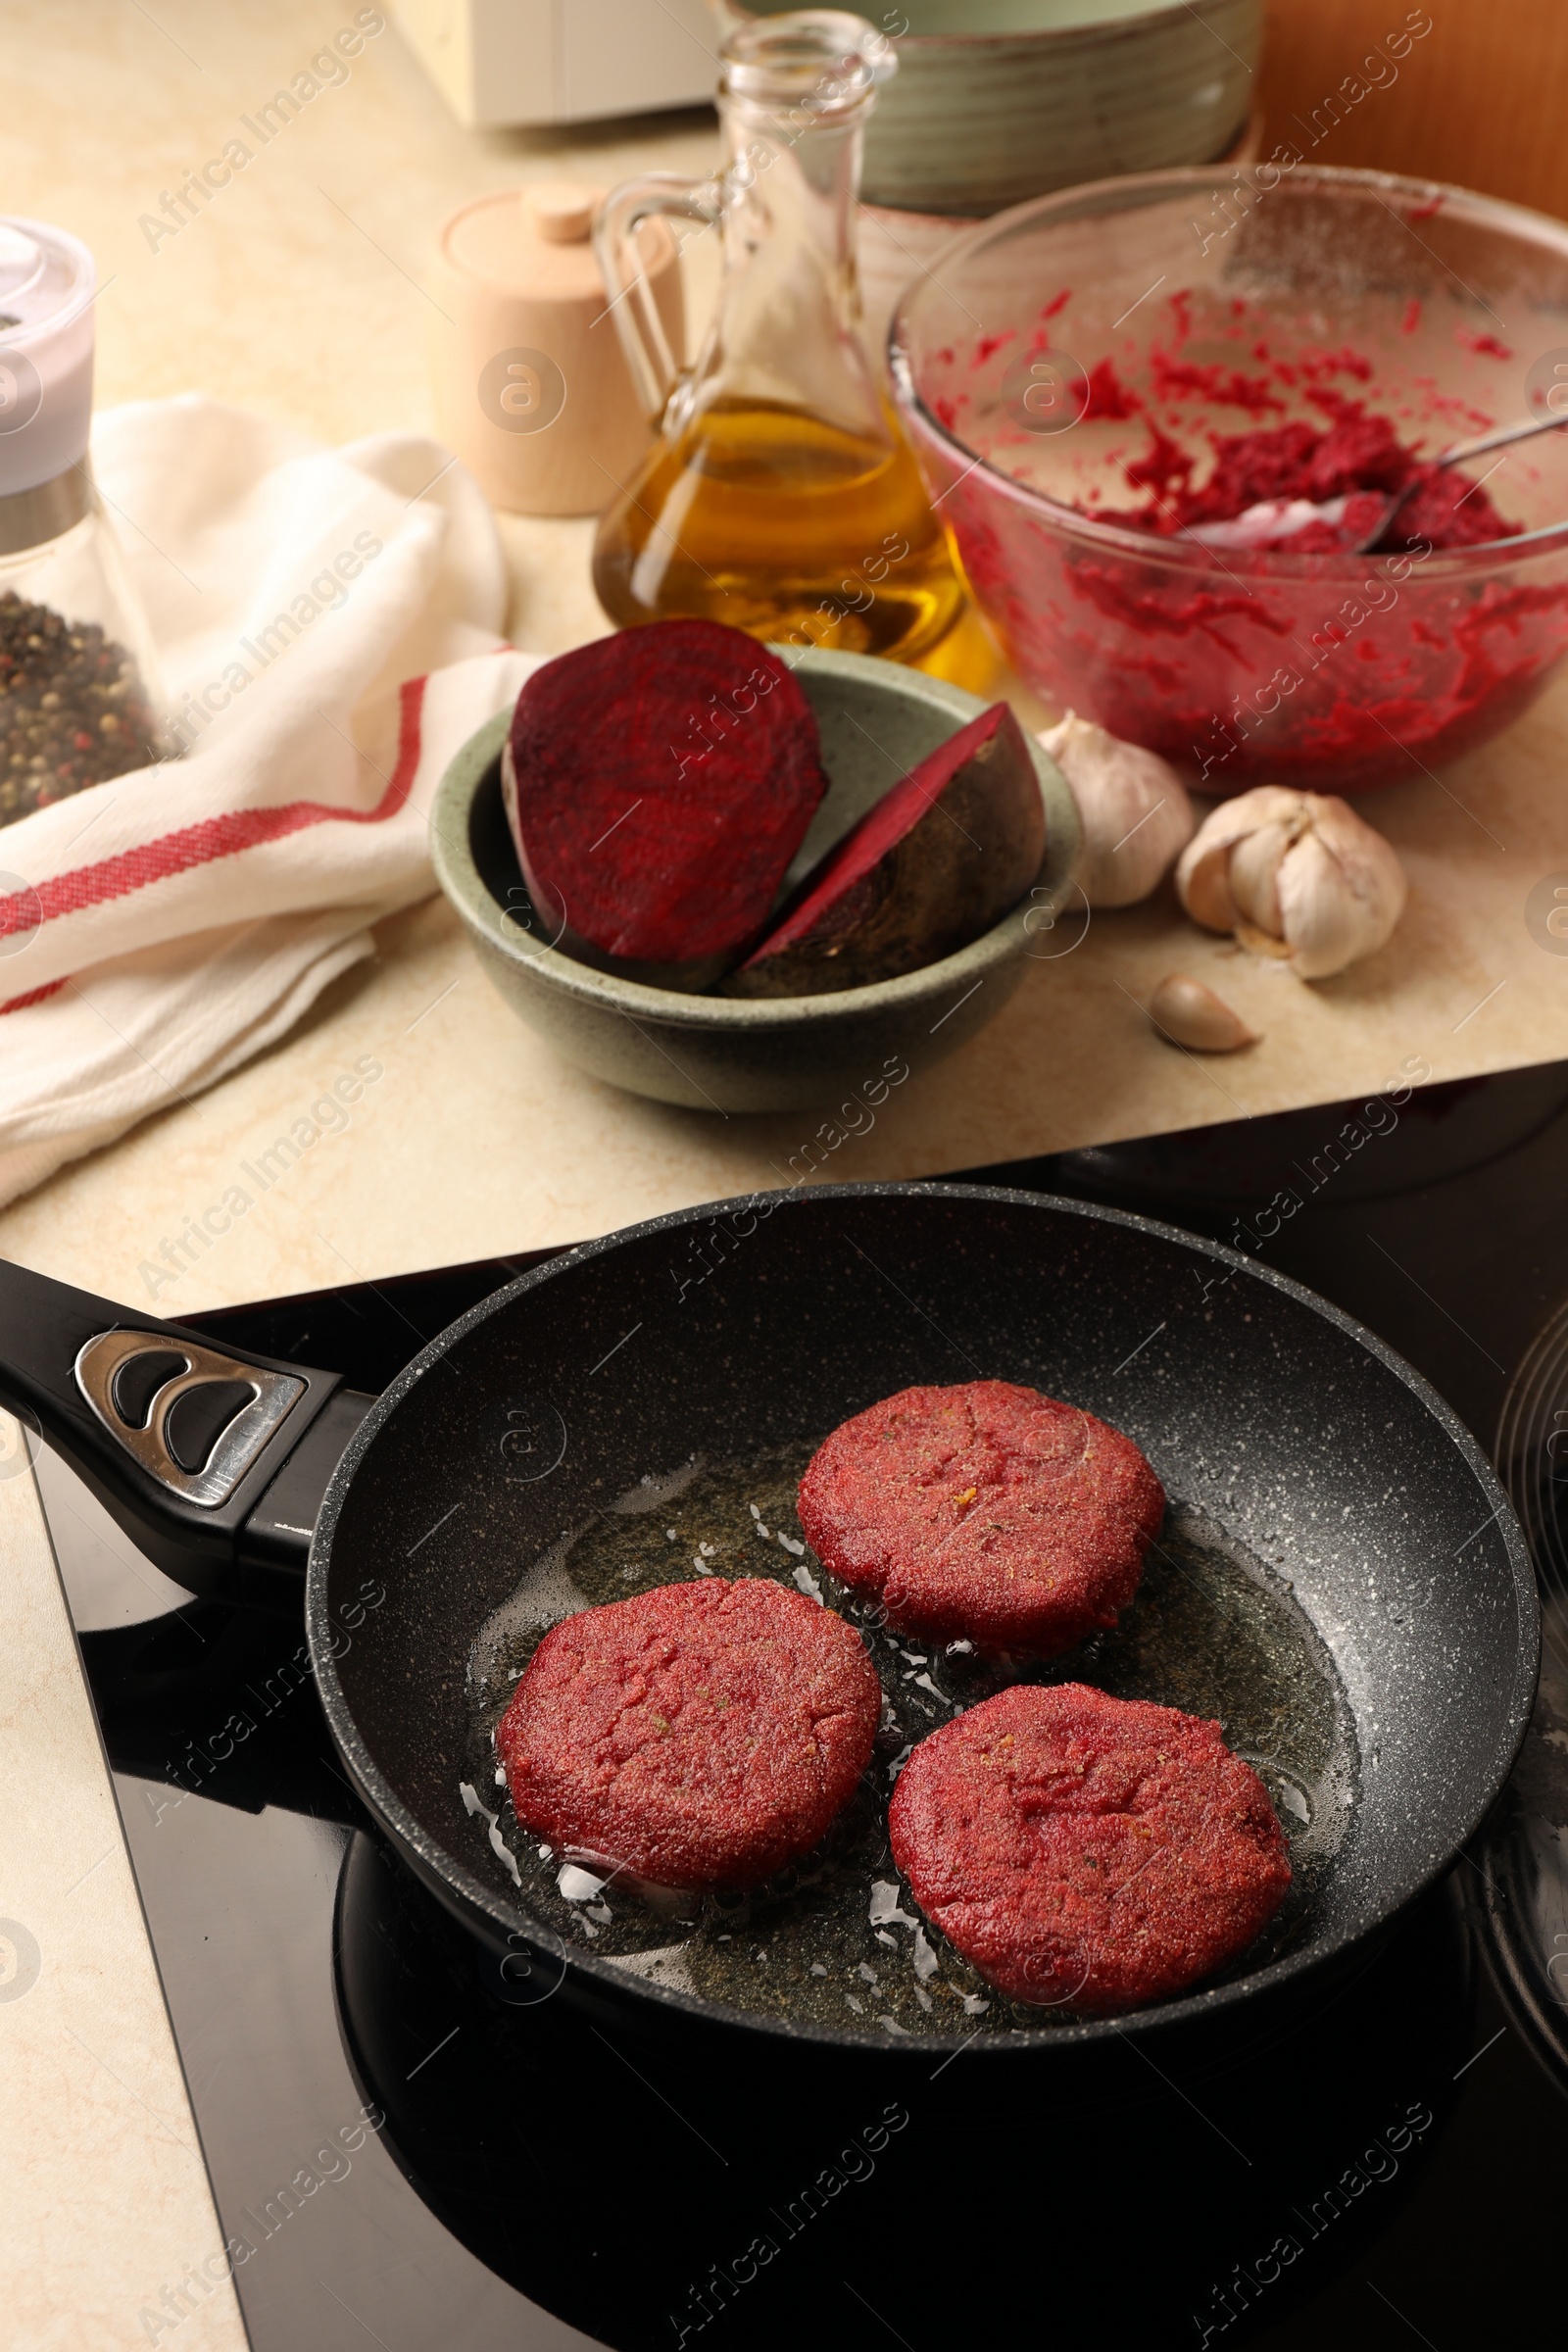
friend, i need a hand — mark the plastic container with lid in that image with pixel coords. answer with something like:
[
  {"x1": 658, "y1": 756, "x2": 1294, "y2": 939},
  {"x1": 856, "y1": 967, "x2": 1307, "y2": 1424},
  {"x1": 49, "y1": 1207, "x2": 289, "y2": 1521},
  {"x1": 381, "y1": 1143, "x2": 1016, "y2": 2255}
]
[
  {"x1": 429, "y1": 180, "x2": 683, "y2": 517},
  {"x1": 0, "y1": 217, "x2": 165, "y2": 829}
]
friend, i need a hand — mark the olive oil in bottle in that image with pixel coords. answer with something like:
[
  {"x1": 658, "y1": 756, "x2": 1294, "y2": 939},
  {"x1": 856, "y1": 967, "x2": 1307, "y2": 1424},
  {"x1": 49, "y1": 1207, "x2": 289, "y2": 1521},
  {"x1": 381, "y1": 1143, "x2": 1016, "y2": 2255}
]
[
  {"x1": 591, "y1": 12, "x2": 965, "y2": 666},
  {"x1": 594, "y1": 398, "x2": 963, "y2": 660}
]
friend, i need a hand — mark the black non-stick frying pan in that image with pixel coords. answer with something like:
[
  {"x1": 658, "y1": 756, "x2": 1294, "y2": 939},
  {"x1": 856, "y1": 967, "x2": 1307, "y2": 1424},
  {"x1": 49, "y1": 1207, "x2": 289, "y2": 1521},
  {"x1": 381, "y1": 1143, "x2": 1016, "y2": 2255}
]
[{"x1": 0, "y1": 1184, "x2": 1539, "y2": 2054}]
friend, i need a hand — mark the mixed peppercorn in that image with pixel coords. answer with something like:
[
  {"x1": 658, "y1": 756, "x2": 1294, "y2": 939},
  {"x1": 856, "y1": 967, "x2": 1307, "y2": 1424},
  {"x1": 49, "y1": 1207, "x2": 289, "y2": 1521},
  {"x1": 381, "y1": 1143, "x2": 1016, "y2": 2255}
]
[{"x1": 0, "y1": 588, "x2": 162, "y2": 825}]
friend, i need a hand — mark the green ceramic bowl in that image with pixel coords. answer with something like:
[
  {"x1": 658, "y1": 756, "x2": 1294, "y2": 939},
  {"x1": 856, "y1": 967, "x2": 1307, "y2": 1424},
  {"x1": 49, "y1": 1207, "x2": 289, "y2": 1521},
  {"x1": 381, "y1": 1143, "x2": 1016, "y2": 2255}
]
[
  {"x1": 724, "y1": 0, "x2": 1263, "y2": 217},
  {"x1": 429, "y1": 649, "x2": 1080, "y2": 1115}
]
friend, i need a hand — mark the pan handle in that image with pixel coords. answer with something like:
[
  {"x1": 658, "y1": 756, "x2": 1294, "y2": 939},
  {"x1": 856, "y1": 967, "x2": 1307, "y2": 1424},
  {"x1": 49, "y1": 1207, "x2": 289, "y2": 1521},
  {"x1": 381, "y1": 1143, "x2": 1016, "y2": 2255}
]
[{"x1": 0, "y1": 1255, "x2": 363, "y2": 1608}]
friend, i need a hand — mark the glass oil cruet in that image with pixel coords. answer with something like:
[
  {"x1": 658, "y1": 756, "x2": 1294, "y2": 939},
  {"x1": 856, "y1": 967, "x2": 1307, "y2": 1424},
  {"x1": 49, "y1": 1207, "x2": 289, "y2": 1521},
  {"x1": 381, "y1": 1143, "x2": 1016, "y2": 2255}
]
[{"x1": 590, "y1": 9, "x2": 966, "y2": 665}]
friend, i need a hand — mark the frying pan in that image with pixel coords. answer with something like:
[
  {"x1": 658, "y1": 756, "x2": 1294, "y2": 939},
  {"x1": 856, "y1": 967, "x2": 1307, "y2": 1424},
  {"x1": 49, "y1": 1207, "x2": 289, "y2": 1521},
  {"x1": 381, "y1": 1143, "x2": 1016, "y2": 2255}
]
[{"x1": 0, "y1": 1184, "x2": 1539, "y2": 2053}]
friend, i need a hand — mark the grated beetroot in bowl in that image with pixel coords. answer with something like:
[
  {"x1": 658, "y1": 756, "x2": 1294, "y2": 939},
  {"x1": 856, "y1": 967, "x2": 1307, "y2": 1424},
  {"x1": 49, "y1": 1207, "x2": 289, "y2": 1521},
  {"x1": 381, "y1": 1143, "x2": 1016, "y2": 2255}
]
[
  {"x1": 1087, "y1": 369, "x2": 1517, "y2": 555},
  {"x1": 911, "y1": 289, "x2": 1568, "y2": 794}
]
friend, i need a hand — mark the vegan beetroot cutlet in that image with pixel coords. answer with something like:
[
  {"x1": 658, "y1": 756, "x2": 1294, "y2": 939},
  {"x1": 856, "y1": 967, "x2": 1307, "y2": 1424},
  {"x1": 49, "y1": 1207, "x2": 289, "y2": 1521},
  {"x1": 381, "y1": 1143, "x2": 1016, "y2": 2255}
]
[
  {"x1": 797, "y1": 1379, "x2": 1164, "y2": 1657},
  {"x1": 889, "y1": 1683, "x2": 1293, "y2": 2014},
  {"x1": 497, "y1": 1576, "x2": 881, "y2": 1889}
]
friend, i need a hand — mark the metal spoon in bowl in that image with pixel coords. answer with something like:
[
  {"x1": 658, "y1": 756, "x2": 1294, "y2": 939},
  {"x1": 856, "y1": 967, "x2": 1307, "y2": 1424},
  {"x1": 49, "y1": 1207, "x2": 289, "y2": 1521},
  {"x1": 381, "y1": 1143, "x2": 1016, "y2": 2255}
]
[
  {"x1": 1354, "y1": 406, "x2": 1568, "y2": 552},
  {"x1": 1185, "y1": 407, "x2": 1568, "y2": 557}
]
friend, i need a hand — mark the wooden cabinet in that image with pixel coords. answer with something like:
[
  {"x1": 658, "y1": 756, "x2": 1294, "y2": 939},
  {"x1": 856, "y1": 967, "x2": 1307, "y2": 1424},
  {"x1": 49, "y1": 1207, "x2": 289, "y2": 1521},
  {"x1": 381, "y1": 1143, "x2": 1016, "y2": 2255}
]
[{"x1": 1259, "y1": 0, "x2": 1568, "y2": 221}]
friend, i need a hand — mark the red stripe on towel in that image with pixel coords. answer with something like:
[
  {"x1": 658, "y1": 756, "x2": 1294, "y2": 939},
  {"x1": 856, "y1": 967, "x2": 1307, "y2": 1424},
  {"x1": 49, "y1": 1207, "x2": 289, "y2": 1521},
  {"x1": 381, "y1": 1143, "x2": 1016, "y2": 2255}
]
[
  {"x1": 0, "y1": 677, "x2": 427, "y2": 1008},
  {"x1": 0, "y1": 976, "x2": 68, "y2": 1015}
]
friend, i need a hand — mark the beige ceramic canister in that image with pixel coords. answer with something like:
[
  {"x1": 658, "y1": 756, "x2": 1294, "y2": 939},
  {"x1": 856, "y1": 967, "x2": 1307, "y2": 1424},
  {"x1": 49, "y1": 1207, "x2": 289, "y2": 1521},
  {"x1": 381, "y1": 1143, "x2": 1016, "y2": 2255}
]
[{"x1": 430, "y1": 181, "x2": 683, "y2": 516}]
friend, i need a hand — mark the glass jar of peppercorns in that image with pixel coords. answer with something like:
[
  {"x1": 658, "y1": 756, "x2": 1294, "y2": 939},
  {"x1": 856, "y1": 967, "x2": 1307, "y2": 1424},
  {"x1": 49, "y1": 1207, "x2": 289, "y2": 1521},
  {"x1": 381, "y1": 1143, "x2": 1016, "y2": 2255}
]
[{"x1": 1, "y1": 218, "x2": 166, "y2": 829}]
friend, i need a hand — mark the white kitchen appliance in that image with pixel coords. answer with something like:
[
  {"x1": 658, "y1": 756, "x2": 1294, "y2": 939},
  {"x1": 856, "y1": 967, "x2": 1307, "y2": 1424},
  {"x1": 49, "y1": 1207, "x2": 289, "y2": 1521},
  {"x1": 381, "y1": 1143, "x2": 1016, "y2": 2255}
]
[{"x1": 390, "y1": 0, "x2": 719, "y2": 127}]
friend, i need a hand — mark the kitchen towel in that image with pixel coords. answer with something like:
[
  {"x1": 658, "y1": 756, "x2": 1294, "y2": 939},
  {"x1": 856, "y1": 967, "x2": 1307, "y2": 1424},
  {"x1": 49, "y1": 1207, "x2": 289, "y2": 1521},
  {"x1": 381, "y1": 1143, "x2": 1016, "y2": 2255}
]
[{"x1": 0, "y1": 394, "x2": 543, "y2": 1210}]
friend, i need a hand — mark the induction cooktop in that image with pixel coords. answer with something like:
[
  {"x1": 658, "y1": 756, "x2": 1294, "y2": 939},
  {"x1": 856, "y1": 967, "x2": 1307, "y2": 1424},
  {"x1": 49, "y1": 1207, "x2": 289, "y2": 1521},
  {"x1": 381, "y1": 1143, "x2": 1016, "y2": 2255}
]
[{"x1": 41, "y1": 1060, "x2": 1568, "y2": 2349}]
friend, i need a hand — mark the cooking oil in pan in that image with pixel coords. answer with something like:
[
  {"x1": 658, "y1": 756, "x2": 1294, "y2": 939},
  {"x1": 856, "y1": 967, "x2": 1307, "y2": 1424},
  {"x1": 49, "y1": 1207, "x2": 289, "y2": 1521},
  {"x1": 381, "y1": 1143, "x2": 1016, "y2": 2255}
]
[{"x1": 466, "y1": 1446, "x2": 1358, "y2": 2037}]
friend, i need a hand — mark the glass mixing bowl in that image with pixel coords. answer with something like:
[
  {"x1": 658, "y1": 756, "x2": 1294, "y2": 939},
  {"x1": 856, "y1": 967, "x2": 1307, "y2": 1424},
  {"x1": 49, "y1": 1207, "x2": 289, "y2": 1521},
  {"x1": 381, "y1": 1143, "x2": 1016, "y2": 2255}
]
[{"x1": 890, "y1": 167, "x2": 1568, "y2": 794}]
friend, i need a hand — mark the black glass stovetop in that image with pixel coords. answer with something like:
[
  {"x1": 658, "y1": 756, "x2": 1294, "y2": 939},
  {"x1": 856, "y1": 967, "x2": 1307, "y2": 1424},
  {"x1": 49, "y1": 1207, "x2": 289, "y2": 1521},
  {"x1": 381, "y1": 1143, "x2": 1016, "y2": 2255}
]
[{"x1": 47, "y1": 1061, "x2": 1568, "y2": 2350}]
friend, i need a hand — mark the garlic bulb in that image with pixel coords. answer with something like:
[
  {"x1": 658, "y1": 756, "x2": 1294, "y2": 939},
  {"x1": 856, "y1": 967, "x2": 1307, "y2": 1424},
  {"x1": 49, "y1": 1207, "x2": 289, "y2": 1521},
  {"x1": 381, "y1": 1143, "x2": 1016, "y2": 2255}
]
[
  {"x1": 1149, "y1": 973, "x2": 1258, "y2": 1053},
  {"x1": 1038, "y1": 711, "x2": 1195, "y2": 907},
  {"x1": 1176, "y1": 787, "x2": 1406, "y2": 980}
]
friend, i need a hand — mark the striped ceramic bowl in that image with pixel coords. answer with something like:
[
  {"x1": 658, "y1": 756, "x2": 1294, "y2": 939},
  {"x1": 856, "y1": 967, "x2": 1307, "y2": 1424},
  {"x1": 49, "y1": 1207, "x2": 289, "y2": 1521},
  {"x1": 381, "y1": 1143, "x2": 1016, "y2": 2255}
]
[{"x1": 719, "y1": 0, "x2": 1264, "y2": 217}]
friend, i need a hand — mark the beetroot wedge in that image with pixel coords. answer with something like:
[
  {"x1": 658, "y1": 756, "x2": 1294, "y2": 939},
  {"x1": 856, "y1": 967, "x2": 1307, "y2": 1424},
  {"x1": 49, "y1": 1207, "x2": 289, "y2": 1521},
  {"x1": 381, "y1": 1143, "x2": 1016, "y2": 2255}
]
[
  {"x1": 501, "y1": 619, "x2": 828, "y2": 990},
  {"x1": 726, "y1": 703, "x2": 1045, "y2": 997}
]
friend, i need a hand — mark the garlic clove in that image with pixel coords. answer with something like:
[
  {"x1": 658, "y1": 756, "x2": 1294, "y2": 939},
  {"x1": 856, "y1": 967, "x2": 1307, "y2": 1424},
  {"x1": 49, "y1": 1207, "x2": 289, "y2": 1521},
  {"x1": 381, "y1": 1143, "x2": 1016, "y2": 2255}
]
[
  {"x1": 1176, "y1": 837, "x2": 1240, "y2": 932},
  {"x1": 1149, "y1": 972, "x2": 1259, "y2": 1053},
  {"x1": 1226, "y1": 819, "x2": 1295, "y2": 933},
  {"x1": 1275, "y1": 808, "x2": 1406, "y2": 979},
  {"x1": 1039, "y1": 710, "x2": 1195, "y2": 908},
  {"x1": 1175, "y1": 786, "x2": 1302, "y2": 933}
]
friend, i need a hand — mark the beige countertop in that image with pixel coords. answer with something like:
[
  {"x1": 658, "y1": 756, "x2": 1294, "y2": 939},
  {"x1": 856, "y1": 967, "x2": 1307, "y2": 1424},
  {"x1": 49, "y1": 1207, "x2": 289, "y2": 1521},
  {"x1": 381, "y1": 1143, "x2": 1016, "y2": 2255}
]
[
  {"x1": 1, "y1": 7, "x2": 1567, "y2": 2332},
  {"x1": 3, "y1": 0, "x2": 1567, "y2": 1311},
  {"x1": 0, "y1": 1415, "x2": 248, "y2": 2352},
  {"x1": 0, "y1": 668, "x2": 1564, "y2": 1308},
  {"x1": 0, "y1": 714, "x2": 1563, "y2": 1318}
]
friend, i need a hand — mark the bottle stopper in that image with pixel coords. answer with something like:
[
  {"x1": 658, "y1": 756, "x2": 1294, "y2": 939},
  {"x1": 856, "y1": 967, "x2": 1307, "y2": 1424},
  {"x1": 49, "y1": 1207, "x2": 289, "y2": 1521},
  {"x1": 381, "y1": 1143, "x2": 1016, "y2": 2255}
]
[
  {"x1": 0, "y1": 218, "x2": 97, "y2": 552},
  {"x1": 429, "y1": 180, "x2": 683, "y2": 518}
]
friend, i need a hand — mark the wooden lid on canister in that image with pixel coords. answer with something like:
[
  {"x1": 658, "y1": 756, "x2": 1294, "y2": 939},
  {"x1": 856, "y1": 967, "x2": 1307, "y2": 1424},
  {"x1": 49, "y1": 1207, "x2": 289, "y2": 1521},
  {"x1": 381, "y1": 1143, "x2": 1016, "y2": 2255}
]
[{"x1": 430, "y1": 182, "x2": 682, "y2": 517}]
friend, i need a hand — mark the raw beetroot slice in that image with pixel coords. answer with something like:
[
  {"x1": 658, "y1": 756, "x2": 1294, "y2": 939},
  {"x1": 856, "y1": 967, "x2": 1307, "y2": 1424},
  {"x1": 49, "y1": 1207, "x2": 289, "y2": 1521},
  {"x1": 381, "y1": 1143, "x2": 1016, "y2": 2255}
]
[
  {"x1": 726, "y1": 703, "x2": 1045, "y2": 997},
  {"x1": 502, "y1": 619, "x2": 828, "y2": 989}
]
